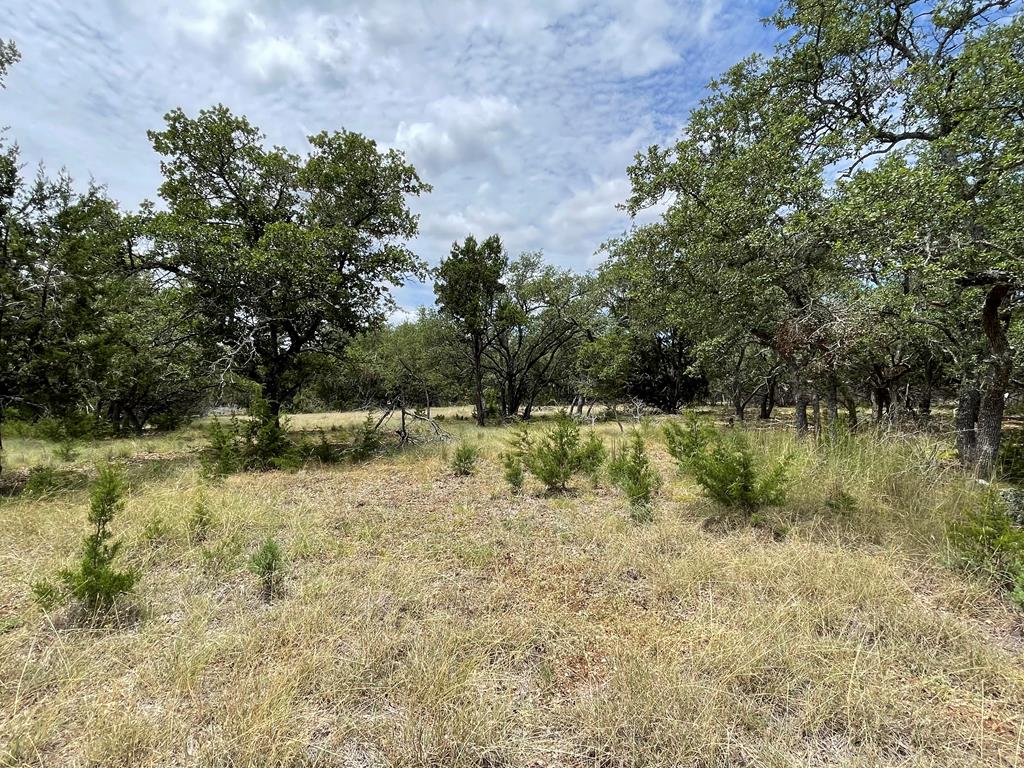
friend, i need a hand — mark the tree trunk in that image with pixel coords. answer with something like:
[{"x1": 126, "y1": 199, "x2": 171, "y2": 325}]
[
  {"x1": 794, "y1": 378, "x2": 810, "y2": 436},
  {"x1": 974, "y1": 283, "x2": 1012, "y2": 476},
  {"x1": 759, "y1": 375, "x2": 776, "y2": 420},
  {"x1": 870, "y1": 386, "x2": 890, "y2": 423},
  {"x1": 955, "y1": 381, "x2": 981, "y2": 468},
  {"x1": 844, "y1": 395, "x2": 858, "y2": 431},
  {"x1": 472, "y1": 341, "x2": 485, "y2": 427},
  {"x1": 734, "y1": 395, "x2": 746, "y2": 421},
  {"x1": 826, "y1": 379, "x2": 839, "y2": 436},
  {"x1": 811, "y1": 394, "x2": 821, "y2": 436}
]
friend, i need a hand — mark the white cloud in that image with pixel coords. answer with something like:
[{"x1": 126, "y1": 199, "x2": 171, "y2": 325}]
[
  {"x1": 2, "y1": 0, "x2": 775, "y2": 307},
  {"x1": 395, "y1": 95, "x2": 521, "y2": 178}
]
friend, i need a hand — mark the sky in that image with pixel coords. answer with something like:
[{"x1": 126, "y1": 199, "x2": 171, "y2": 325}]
[{"x1": 1, "y1": 0, "x2": 781, "y2": 316}]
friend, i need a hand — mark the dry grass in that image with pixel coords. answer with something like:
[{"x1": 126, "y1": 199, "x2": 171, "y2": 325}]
[{"x1": 2, "y1": 415, "x2": 1024, "y2": 766}]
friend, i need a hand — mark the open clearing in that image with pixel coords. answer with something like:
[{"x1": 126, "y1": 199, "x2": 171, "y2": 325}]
[{"x1": 2, "y1": 414, "x2": 1024, "y2": 767}]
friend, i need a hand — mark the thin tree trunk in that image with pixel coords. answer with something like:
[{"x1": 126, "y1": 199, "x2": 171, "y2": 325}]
[
  {"x1": 811, "y1": 394, "x2": 821, "y2": 437},
  {"x1": 794, "y1": 378, "x2": 809, "y2": 436},
  {"x1": 844, "y1": 395, "x2": 858, "y2": 431},
  {"x1": 870, "y1": 386, "x2": 890, "y2": 423},
  {"x1": 826, "y1": 378, "x2": 839, "y2": 436},
  {"x1": 473, "y1": 342, "x2": 485, "y2": 427}
]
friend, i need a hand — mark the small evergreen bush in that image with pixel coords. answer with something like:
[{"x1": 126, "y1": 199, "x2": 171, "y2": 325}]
[
  {"x1": 54, "y1": 437, "x2": 80, "y2": 463},
  {"x1": 141, "y1": 513, "x2": 173, "y2": 545},
  {"x1": 502, "y1": 452, "x2": 525, "y2": 493},
  {"x1": 349, "y1": 414, "x2": 385, "y2": 461},
  {"x1": 579, "y1": 430, "x2": 608, "y2": 484},
  {"x1": 203, "y1": 395, "x2": 297, "y2": 474},
  {"x1": 32, "y1": 464, "x2": 138, "y2": 614},
  {"x1": 609, "y1": 431, "x2": 662, "y2": 521},
  {"x1": 501, "y1": 426, "x2": 531, "y2": 493},
  {"x1": 663, "y1": 414, "x2": 715, "y2": 466},
  {"x1": 248, "y1": 537, "x2": 285, "y2": 602},
  {"x1": 22, "y1": 466, "x2": 66, "y2": 496},
  {"x1": 310, "y1": 429, "x2": 342, "y2": 464},
  {"x1": 204, "y1": 418, "x2": 240, "y2": 476},
  {"x1": 524, "y1": 415, "x2": 606, "y2": 492},
  {"x1": 186, "y1": 495, "x2": 215, "y2": 544},
  {"x1": 689, "y1": 432, "x2": 791, "y2": 516},
  {"x1": 451, "y1": 442, "x2": 479, "y2": 476},
  {"x1": 948, "y1": 490, "x2": 1024, "y2": 606},
  {"x1": 240, "y1": 394, "x2": 295, "y2": 470}
]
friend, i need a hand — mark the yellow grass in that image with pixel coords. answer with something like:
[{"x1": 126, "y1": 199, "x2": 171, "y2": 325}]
[{"x1": 2, "y1": 414, "x2": 1023, "y2": 766}]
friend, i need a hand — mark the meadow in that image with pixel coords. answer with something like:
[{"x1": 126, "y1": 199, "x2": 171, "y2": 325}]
[{"x1": 1, "y1": 410, "x2": 1023, "y2": 767}]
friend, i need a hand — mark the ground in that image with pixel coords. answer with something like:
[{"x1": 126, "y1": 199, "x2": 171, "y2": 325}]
[{"x1": 1, "y1": 409, "x2": 1023, "y2": 767}]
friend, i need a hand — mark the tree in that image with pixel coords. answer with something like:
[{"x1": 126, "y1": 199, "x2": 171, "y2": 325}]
[
  {"x1": 622, "y1": 55, "x2": 848, "y2": 434},
  {"x1": 434, "y1": 234, "x2": 506, "y2": 426},
  {"x1": 487, "y1": 253, "x2": 596, "y2": 419},
  {"x1": 0, "y1": 164, "x2": 137, "y2": 454},
  {"x1": 768, "y1": 0, "x2": 1024, "y2": 471},
  {"x1": 147, "y1": 105, "x2": 429, "y2": 420},
  {"x1": 344, "y1": 309, "x2": 463, "y2": 416}
]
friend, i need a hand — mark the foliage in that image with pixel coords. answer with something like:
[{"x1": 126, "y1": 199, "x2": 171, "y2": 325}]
[
  {"x1": 32, "y1": 464, "x2": 138, "y2": 614},
  {"x1": 348, "y1": 414, "x2": 385, "y2": 462},
  {"x1": 435, "y1": 234, "x2": 507, "y2": 426},
  {"x1": 53, "y1": 436, "x2": 80, "y2": 463},
  {"x1": 186, "y1": 495, "x2": 215, "y2": 544},
  {"x1": 203, "y1": 395, "x2": 297, "y2": 474},
  {"x1": 523, "y1": 414, "x2": 605, "y2": 492},
  {"x1": 204, "y1": 418, "x2": 241, "y2": 477},
  {"x1": 501, "y1": 426, "x2": 532, "y2": 494},
  {"x1": 501, "y1": 451, "x2": 525, "y2": 494},
  {"x1": 21, "y1": 466, "x2": 71, "y2": 497},
  {"x1": 451, "y1": 442, "x2": 479, "y2": 476},
  {"x1": 688, "y1": 433, "x2": 791, "y2": 516},
  {"x1": 248, "y1": 538, "x2": 285, "y2": 602},
  {"x1": 239, "y1": 395, "x2": 295, "y2": 471},
  {"x1": 663, "y1": 414, "x2": 715, "y2": 466},
  {"x1": 998, "y1": 430, "x2": 1024, "y2": 486},
  {"x1": 310, "y1": 429, "x2": 343, "y2": 464},
  {"x1": 608, "y1": 431, "x2": 662, "y2": 520},
  {"x1": 948, "y1": 491, "x2": 1024, "y2": 607},
  {"x1": 147, "y1": 105, "x2": 429, "y2": 416}
]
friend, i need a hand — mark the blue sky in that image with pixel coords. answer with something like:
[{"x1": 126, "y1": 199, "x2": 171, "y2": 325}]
[{"x1": 1, "y1": 0, "x2": 780, "y2": 316}]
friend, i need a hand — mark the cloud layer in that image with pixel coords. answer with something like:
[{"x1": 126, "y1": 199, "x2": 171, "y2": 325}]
[{"x1": 1, "y1": 0, "x2": 779, "y2": 312}]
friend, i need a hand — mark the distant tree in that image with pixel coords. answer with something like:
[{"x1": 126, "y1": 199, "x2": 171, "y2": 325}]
[
  {"x1": 487, "y1": 253, "x2": 597, "y2": 419},
  {"x1": 434, "y1": 234, "x2": 506, "y2": 426},
  {"x1": 147, "y1": 105, "x2": 429, "y2": 421},
  {"x1": 345, "y1": 309, "x2": 462, "y2": 416}
]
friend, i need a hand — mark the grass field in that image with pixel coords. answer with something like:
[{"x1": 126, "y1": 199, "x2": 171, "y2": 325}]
[{"x1": 2, "y1": 411, "x2": 1024, "y2": 766}]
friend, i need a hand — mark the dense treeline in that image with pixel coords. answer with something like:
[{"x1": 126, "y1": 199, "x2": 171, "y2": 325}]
[{"x1": 1, "y1": 0, "x2": 1022, "y2": 476}]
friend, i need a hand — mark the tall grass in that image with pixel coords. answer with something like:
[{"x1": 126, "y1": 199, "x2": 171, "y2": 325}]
[{"x1": 0, "y1": 412, "x2": 1017, "y2": 766}]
